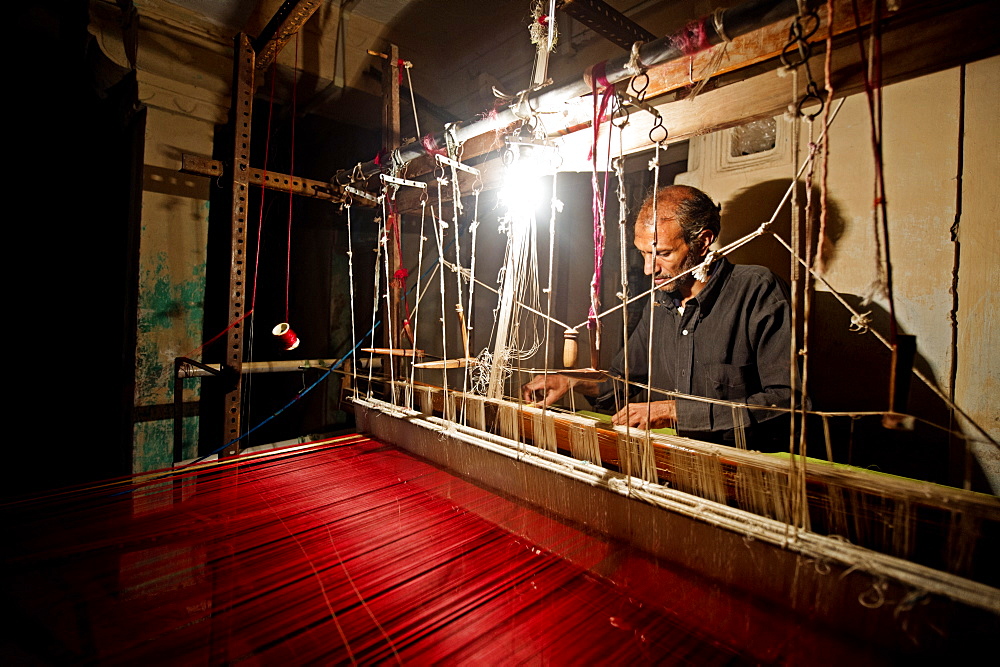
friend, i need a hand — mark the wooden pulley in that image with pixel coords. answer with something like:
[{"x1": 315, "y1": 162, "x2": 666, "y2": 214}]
[{"x1": 563, "y1": 328, "x2": 579, "y2": 368}]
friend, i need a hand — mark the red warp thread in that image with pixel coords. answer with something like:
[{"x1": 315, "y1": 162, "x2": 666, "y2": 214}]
[
  {"x1": 182, "y1": 308, "x2": 254, "y2": 360},
  {"x1": 3, "y1": 438, "x2": 780, "y2": 664},
  {"x1": 585, "y1": 60, "x2": 615, "y2": 162},
  {"x1": 397, "y1": 58, "x2": 405, "y2": 84},
  {"x1": 671, "y1": 18, "x2": 711, "y2": 56},
  {"x1": 587, "y1": 61, "x2": 613, "y2": 328}
]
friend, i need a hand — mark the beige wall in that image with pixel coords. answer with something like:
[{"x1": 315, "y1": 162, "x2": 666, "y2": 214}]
[
  {"x1": 955, "y1": 57, "x2": 1000, "y2": 491},
  {"x1": 677, "y1": 58, "x2": 998, "y2": 491}
]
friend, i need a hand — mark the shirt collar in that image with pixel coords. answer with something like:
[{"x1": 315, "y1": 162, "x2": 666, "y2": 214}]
[
  {"x1": 688, "y1": 256, "x2": 732, "y2": 316},
  {"x1": 654, "y1": 257, "x2": 731, "y2": 314}
]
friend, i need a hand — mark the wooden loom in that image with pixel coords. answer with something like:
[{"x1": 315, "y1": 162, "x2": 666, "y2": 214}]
[
  {"x1": 16, "y1": 0, "x2": 991, "y2": 662},
  {"x1": 333, "y1": 0, "x2": 1000, "y2": 656}
]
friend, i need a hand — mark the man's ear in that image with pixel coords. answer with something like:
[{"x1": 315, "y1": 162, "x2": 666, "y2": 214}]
[{"x1": 695, "y1": 228, "x2": 716, "y2": 255}]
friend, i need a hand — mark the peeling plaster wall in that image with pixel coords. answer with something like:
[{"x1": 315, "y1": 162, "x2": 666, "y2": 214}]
[
  {"x1": 132, "y1": 107, "x2": 215, "y2": 473},
  {"x1": 92, "y1": 1, "x2": 229, "y2": 473}
]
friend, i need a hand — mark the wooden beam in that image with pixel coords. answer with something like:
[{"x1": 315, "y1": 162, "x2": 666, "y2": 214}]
[
  {"x1": 586, "y1": 0, "x2": 1000, "y2": 157},
  {"x1": 383, "y1": 44, "x2": 404, "y2": 385},
  {"x1": 391, "y1": 0, "x2": 997, "y2": 181}
]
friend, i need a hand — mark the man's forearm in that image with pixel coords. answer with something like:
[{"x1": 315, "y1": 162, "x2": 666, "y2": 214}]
[{"x1": 571, "y1": 379, "x2": 603, "y2": 397}]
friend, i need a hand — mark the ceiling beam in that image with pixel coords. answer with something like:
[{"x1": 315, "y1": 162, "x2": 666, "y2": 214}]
[{"x1": 253, "y1": 0, "x2": 324, "y2": 73}]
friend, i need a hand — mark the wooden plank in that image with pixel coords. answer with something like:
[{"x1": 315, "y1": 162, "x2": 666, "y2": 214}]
[{"x1": 557, "y1": 0, "x2": 1000, "y2": 161}]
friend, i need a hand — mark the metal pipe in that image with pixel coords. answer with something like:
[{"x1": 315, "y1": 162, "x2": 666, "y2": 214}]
[
  {"x1": 178, "y1": 358, "x2": 348, "y2": 378},
  {"x1": 331, "y1": 0, "x2": 800, "y2": 185}
]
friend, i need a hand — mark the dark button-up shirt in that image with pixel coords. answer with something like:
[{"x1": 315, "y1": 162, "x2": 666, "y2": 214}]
[{"x1": 594, "y1": 258, "x2": 793, "y2": 439}]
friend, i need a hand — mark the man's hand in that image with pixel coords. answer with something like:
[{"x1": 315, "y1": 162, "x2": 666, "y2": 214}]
[
  {"x1": 521, "y1": 374, "x2": 572, "y2": 407},
  {"x1": 612, "y1": 401, "x2": 677, "y2": 429}
]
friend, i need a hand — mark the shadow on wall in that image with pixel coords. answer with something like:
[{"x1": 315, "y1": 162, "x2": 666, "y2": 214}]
[
  {"x1": 719, "y1": 181, "x2": 988, "y2": 490},
  {"x1": 718, "y1": 179, "x2": 846, "y2": 285}
]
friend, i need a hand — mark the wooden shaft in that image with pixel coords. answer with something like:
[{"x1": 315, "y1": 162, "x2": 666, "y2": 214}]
[{"x1": 456, "y1": 304, "x2": 471, "y2": 359}]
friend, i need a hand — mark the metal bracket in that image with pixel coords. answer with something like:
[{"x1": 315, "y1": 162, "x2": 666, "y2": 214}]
[{"x1": 381, "y1": 174, "x2": 427, "y2": 189}]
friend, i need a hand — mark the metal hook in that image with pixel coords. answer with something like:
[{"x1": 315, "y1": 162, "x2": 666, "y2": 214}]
[{"x1": 648, "y1": 116, "x2": 668, "y2": 144}]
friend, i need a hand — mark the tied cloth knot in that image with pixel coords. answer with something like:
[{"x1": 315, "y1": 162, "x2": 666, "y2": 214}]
[
  {"x1": 849, "y1": 310, "x2": 872, "y2": 334},
  {"x1": 420, "y1": 133, "x2": 447, "y2": 157},
  {"x1": 693, "y1": 250, "x2": 718, "y2": 282},
  {"x1": 393, "y1": 268, "x2": 409, "y2": 289},
  {"x1": 670, "y1": 18, "x2": 711, "y2": 56}
]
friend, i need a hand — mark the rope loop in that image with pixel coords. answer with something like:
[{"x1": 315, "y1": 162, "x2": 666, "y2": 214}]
[
  {"x1": 858, "y1": 578, "x2": 887, "y2": 609},
  {"x1": 611, "y1": 93, "x2": 630, "y2": 129}
]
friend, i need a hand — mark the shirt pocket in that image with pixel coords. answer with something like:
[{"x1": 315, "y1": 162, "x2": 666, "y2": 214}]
[{"x1": 705, "y1": 363, "x2": 755, "y2": 400}]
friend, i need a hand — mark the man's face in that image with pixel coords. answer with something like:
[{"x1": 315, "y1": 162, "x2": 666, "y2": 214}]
[{"x1": 633, "y1": 218, "x2": 705, "y2": 294}]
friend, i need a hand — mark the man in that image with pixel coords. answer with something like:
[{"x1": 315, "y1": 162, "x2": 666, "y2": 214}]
[{"x1": 521, "y1": 185, "x2": 793, "y2": 451}]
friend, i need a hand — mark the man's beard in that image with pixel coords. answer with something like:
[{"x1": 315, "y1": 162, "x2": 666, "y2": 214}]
[{"x1": 659, "y1": 250, "x2": 701, "y2": 292}]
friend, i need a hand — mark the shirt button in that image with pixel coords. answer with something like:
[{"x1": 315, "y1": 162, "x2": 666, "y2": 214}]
[{"x1": 682, "y1": 329, "x2": 689, "y2": 336}]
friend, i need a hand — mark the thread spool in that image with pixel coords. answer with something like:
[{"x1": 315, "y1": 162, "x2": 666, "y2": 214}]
[
  {"x1": 272, "y1": 322, "x2": 301, "y2": 351},
  {"x1": 562, "y1": 328, "x2": 579, "y2": 368}
]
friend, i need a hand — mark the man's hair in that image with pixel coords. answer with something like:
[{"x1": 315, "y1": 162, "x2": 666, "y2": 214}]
[{"x1": 636, "y1": 185, "x2": 721, "y2": 249}]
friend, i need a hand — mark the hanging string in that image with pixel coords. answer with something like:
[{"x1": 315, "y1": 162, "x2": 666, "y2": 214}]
[
  {"x1": 800, "y1": 116, "x2": 819, "y2": 496},
  {"x1": 541, "y1": 168, "x2": 559, "y2": 418},
  {"x1": 367, "y1": 208, "x2": 385, "y2": 398},
  {"x1": 407, "y1": 196, "x2": 429, "y2": 408},
  {"x1": 569, "y1": 99, "x2": 843, "y2": 335},
  {"x1": 430, "y1": 175, "x2": 452, "y2": 415},
  {"x1": 402, "y1": 59, "x2": 421, "y2": 140},
  {"x1": 345, "y1": 199, "x2": 359, "y2": 399},
  {"x1": 285, "y1": 32, "x2": 300, "y2": 324},
  {"x1": 243, "y1": 58, "x2": 280, "y2": 447},
  {"x1": 638, "y1": 144, "x2": 662, "y2": 485},
  {"x1": 613, "y1": 134, "x2": 636, "y2": 478},
  {"x1": 585, "y1": 61, "x2": 615, "y2": 355},
  {"x1": 252, "y1": 60, "x2": 278, "y2": 317},
  {"x1": 816, "y1": 0, "x2": 836, "y2": 272},
  {"x1": 443, "y1": 129, "x2": 472, "y2": 419},
  {"x1": 850, "y1": 0, "x2": 896, "y2": 343},
  {"x1": 786, "y1": 63, "x2": 806, "y2": 535},
  {"x1": 466, "y1": 175, "x2": 483, "y2": 362},
  {"x1": 381, "y1": 188, "x2": 401, "y2": 404}
]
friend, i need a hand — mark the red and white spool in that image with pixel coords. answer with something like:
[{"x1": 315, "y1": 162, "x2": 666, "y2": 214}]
[{"x1": 272, "y1": 322, "x2": 300, "y2": 351}]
